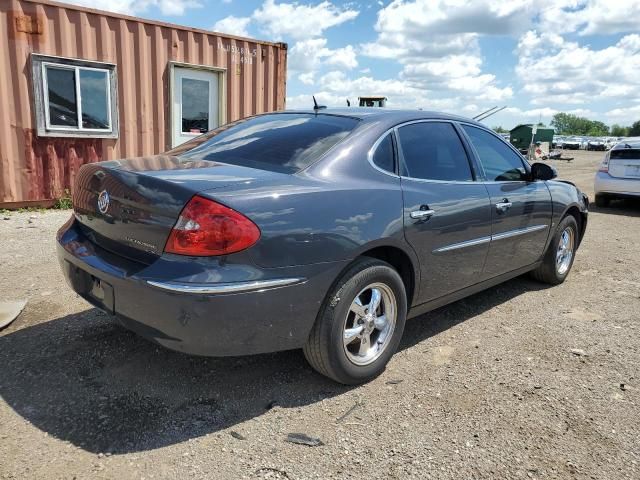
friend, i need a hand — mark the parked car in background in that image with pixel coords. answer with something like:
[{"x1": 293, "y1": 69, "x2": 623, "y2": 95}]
[
  {"x1": 603, "y1": 138, "x2": 615, "y2": 150},
  {"x1": 57, "y1": 109, "x2": 589, "y2": 384},
  {"x1": 562, "y1": 137, "x2": 582, "y2": 150},
  {"x1": 580, "y1": 137, "x2": 590, "y2": 150},
  {"x1": 595, "y1": 138, "x2": 640, "y2": 207},
  {"x1": 605, "y1": 137, "x2": 624, "y2": 150},
  {"x1": 587, "y1": 138, "x2": 606, "y2": 151},
  {"x1": 552, "y1": 135, "x2": 565, "y2": 149}
]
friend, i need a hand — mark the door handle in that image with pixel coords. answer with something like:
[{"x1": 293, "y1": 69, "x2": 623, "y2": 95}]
[
  {"x1": 410, "y1": 209, "x2": 435, "y2": 220},
  {"x1": 495, "y1": 199, "x2": 512, "y2": 213}
]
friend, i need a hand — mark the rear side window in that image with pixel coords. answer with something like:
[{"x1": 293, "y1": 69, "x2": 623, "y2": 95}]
[
  {"x1": 397, "y1": 122, "x2": 472, "y2": 181},
  {"x1": 170, "y1": 113, "x2": 359, "y2": 174},
  {"x1": 462, "y1": 125, "x2": 526, "y2": 181},
  {"x1": 372, "y1": 133, "x2": 395, "y2": 173}
]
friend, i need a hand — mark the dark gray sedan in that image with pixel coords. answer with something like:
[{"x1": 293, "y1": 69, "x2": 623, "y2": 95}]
[{"x1": 57, "y1": 109, "x2": 589, "y2": 384}]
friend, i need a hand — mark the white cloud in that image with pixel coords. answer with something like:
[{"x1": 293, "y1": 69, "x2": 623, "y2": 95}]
[
  {"x1": 398, "y1": 54, "x2": 512, "y2": 102},
  {"x1": 604, "y1": 105, "x2": 640, "y2": 125},
  {"x1": 56, "y1": 0, "x2": 201, "y2": 15},
  {"x1": 516, "y1": 31, "x2": 640, "y2": 105},
  {"x1": 325, "y1": 45, "x2": 358, "y2": 70},
  {"x1": 212, "y1": 15, "x2": 251, "y2": 37},
  {"x1": 288, "y1": 38, "x2": 357, "y2": 85},
  {"x1": 539, "y1": 0, "x2": 640, "y2": 36},
  {"x1": 361, "y1": 0, "x2": 536, "y2": 61},
  {"x1": 252, "y1": 0, "x2": 359, "y2": 40},
  {"x1": 361, "y1": 1, "x2": 513, "y2": 105},
  {"x1": 287, "y1": 70, "x2": 467, "y2": 111},
  {"x1": 158, "y1": 0, "x2": 201, "y2": 16}
]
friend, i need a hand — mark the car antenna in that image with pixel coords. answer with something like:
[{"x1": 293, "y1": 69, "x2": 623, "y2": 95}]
[
  {"x1": 473, "y1": 106, "x2": 497, "y2": 120},
  {"x1": 313, "y1": 95, "x2": 326, "y2": 112}
]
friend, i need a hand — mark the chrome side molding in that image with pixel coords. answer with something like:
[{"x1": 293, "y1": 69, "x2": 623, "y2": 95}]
[
  {"x1": 491, "y1": 224, "x2": 548, "y2": 241},
  {"x1": 433, "y1": 224, "x2": 549, "y2": 254},
  {"x1": 147, "y1": 277, "x2": 305, "y2": 294},
  {"x1": 433, "y1": 236, "x2": 491, "y2": 253}
]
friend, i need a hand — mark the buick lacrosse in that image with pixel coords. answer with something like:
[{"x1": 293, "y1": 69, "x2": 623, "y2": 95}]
[{"x1": 58, "y1": 109, "x2": 588, "y2": 384}]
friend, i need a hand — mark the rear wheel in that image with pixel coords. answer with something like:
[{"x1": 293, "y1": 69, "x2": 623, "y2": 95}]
[
  {"x1": 595, "y1": 194, "x2": 610, "y2": 208},
  {"x1": 530, "y1": 215, "x2": 578, "y2": 285},
  {"x1": 303, "y1": 257, "x2": 407, "y2": 384}
]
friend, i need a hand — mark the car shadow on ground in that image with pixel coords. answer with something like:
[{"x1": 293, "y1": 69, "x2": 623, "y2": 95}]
[
  {"x1": 0, "y1": 276, "x2": 549, "y2": 454},
  {"x1": 590, "y1": 198, "x2": 640, "y2": 217}
]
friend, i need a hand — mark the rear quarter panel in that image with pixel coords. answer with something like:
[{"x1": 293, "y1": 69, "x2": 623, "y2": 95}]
[{"x1": 203, "y1": 174, "x2": 407, "y2": 268}]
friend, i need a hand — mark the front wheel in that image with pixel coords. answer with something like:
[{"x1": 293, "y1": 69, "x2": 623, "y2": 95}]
[
  {"x1": 303, "y1": 257, "x2": 407, "y2": 384},
  {"x1": 530, "y1": 215, "x2": 579, "y2": 285}
]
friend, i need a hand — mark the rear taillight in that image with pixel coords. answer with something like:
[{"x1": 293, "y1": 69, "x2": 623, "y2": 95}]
[
  {"x1": 165, "y1": 195, "x2": 260, "y2": 256},
  {"x1": 598, "y1": 151, "x2": 610, "y2": 173}
]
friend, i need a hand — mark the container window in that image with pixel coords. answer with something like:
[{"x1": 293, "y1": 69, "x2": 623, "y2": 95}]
[
  {"x1": 181, "y1": 78, "x2": 210, "y2": 134},
  {"x1": 32, "y1": 54, "x2": 118, "y2": 138},
  {"x1": 46, "y1": 67, "x2": 78, "y2": 127}
]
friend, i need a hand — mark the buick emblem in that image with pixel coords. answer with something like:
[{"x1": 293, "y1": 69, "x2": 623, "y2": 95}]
[{"x1": 97, "y1": 190, "x2": 110, "y2": 214}]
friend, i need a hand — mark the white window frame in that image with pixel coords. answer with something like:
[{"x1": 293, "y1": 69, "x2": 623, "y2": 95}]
[{"x1": 32, "y1": 54, "x2": 119, "y2": 138}]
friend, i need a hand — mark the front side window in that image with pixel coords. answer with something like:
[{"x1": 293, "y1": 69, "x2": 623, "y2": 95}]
[
  {"x1": 397, "y1": 122, "x2": 473, "y2": 181},
  {"x1": 462, "y1": 125, "x2": 526, "y2": 181},
  {"x1": 32, "y1": 55, "x2": 118, "y2": 137}
]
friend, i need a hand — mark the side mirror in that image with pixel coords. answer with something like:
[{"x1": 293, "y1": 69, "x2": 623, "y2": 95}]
[{"x1": 531, "y1": 162, "x2": 557, "y2": 181}]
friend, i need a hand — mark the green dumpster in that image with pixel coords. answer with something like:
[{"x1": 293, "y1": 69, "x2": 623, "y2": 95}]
[{"x1": 509, "y1": 124, "x2": 554, "y2": 153}]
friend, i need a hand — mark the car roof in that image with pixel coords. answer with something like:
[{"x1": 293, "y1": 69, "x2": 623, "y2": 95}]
[
  {"x1": 282, "y1": 107, "x2": 486, "y2": 128},
  {"x1": 612, "y1": 137, "x2": 640, "y2": 149}
]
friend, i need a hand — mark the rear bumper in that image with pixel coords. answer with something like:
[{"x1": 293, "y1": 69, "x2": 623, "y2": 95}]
[
  {"x1": 57, "y1": 218, "x2": 348, "y2": 356},
  {"x1": 594, "y1": 172, "x2": 640, "y2": 197}
]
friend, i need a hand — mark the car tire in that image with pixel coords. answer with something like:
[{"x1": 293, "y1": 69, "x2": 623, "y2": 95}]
[
  {"x1": 595, "y1": 194, "x2": 610, "y2": 208},
  {"x1": 530, "y1": 215, "x2": 579, "y2": 285},
  {"x1": 303, "y1": 257, "x2": 407, "y2": 385}
]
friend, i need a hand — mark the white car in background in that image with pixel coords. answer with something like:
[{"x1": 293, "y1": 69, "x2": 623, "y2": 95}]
[
  {"x1": 595, "y1": 138, "x2": 640, "y2": 207},
  {"x1": 587, "y1": 138, "x2": 606, "y2": 151},
  {"x1": 563, "y1": 137, "x2": 582, "y2": 150}
]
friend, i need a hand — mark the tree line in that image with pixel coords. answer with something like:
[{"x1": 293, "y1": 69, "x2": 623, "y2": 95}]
[{"x1": 493, "y1": 113, "x2": 640, "y2": 137}]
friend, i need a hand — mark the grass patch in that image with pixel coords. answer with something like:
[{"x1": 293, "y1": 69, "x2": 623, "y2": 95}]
[{"x1": 53, "y1": 189, "x2": 73, "y2": 210}]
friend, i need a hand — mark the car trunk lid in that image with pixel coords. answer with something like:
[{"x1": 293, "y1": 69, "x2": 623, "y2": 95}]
[
  {"x1": 72, "y1": 155, "x2": 283, "y2": 263},
  {"x1": 608, "y1": 148, "x2": 640, "y2": 179}
]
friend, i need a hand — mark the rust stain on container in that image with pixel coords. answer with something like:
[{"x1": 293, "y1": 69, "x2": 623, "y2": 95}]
[
  {"x1": 0, "y1": 0, "x2": 288, "y2": 206},
  {"x1": 15, "y1": 14, "x2": 43, "y2": 34}
]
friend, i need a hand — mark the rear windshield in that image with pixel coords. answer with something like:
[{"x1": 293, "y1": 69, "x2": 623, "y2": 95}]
[
  {"x1": 611, "y1": 148, "x2": 640, "y2": 160},
  {"x1": 168, "y1": 113, "x2": 360, "y2": 174}
]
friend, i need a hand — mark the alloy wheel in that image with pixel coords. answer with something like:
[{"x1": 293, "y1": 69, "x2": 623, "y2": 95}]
[
  {"x1": 342, "y1": 282, "x2": 397, "y2": 366},
  {"x1": 556, "y1": 227, "x2": 575, "y2": 275}
]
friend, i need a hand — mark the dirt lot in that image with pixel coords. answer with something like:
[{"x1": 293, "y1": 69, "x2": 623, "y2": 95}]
[{"x1": 1, "y1": 150, "x2": 638, "y2": 479}]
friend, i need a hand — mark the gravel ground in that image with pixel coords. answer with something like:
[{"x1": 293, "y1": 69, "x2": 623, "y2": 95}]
[{"x1": 1, "y1": 150, "x2": 639, "y2": 479}]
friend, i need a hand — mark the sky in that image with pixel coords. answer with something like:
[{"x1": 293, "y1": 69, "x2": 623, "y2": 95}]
[{"x1": 57, "y1": 0, "x2": 640, "y2": 129}]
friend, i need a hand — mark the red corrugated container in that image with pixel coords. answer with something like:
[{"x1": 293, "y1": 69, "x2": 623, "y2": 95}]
[{"x1": 0, "y1": 0, "x2": 288, "y2": 207}]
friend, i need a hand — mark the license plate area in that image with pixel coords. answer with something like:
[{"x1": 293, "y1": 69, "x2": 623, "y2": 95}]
[
  {"x1": 65, "y1": 260, "x2": 115, "y2": 314},
  {"x1": 624, "y1": 165, "x2": 640, "y2": 177}
]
